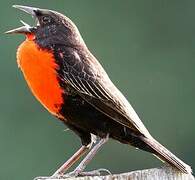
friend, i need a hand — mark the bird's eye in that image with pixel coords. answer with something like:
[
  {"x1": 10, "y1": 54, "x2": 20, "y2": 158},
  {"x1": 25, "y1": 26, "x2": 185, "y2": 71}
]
[{"x1": 42, "y1": 16, "x2": 51, "y2": 24}]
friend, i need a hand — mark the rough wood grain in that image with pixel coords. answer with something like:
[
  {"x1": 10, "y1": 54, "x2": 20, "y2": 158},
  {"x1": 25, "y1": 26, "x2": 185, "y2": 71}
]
[{"x1": 35, "y1": 166, "x2": 194, "y2": 180}]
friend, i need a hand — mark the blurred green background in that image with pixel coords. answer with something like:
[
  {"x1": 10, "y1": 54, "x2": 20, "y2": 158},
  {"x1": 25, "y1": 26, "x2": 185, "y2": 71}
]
[{"x1": 1, "y1": 0, "x2": 195, "y2": 179}]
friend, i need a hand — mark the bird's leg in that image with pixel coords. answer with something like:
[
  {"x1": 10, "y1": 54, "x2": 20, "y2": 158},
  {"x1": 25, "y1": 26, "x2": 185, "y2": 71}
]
[
  {"x1": 65, "y1": 134, "x2": 109, "y2": 177},
  {"x1": 52, "y1": 145, "x2": 89, "y2": 176},
  {"x1": 51, "y1": 134, "x2": 98, "y2": 177},
  {"x1": 34, "y1": 145, "x2": 90, "y2": 180}
]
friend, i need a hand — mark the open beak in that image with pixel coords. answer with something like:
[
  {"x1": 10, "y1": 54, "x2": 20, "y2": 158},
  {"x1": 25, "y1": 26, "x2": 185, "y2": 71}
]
[
  {"x1": 5, "y1": 5, "x2": 39, "y2": 34},
  {"x1": 12, "y1": 5, "x2": 37, "y2": 16},
  {"x1": 5, "y1": 20, "x2": 33, "y2": 34}
]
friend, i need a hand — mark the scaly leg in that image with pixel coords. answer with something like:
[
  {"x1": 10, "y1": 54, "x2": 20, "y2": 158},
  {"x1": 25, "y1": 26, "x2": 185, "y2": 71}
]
[
  {"x1": 34, "y1": 145, "x2": 90, "y2": 180},
  {"x1": 52, "y1": 145, "x2": 89, "y2": 176},
  {"x1": 52, "y1": 134, "x2": 98, "y2": 177},
  {"x1": 65, "y1": 134, "x2": 109, "y2": 177}
]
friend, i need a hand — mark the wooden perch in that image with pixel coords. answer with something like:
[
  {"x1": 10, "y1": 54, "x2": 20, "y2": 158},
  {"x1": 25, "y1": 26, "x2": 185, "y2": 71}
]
[{"x1": 35, "y1": 166, "x2": 194, "y2": 180}]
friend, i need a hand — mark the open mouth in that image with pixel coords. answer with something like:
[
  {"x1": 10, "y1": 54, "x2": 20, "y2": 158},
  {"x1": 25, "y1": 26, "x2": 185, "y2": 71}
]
[{"x1": 5, "y1": 5, "x2": 41, "y2": 34}]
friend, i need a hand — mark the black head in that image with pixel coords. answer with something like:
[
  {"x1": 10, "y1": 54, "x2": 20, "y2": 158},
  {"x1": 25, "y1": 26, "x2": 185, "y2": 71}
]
[{"x1": 6, "y1": 5, "x2": 85, "y2": 49}]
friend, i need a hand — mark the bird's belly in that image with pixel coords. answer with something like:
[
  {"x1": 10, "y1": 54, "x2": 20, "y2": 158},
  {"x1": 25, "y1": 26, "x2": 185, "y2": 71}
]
[
  {"x1": 61, "y1": 95, "x2": 137, "y2": 144},
  {"x1": 17, "y1": 40, "x2": 64, "y2": 118}
]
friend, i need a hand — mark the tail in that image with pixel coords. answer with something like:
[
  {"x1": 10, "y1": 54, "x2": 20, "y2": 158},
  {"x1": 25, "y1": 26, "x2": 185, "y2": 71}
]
[{"x1": 140, "y1": 136, "x2": 192, "y2": 174}]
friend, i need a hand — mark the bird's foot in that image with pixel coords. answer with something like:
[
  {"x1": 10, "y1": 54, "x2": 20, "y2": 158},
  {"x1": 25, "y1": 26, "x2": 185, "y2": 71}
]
[
  {"x1": 79, "y1": 168, "x2": 112, "y2": 176},
  {"x1": 33, "y1": 174, "x2": 65, "y2": 180},
  {"x1": 63, "y1": 168, "x2": 111, "y2": 178},
  {"x1": 33, "y1": 169, "x2": 111, "y2": 179}
]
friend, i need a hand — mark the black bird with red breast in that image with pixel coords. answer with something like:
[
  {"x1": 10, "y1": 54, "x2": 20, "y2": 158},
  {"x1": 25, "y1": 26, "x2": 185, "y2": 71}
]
[{"x1": 6, "y1": 5, "x2": 192, "y2": 178}]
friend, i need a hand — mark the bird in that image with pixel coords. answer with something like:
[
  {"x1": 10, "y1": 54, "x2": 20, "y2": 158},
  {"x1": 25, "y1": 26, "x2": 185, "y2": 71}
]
[{"x1": 6, "y1": 5, "x2": 192, "y2": 178}]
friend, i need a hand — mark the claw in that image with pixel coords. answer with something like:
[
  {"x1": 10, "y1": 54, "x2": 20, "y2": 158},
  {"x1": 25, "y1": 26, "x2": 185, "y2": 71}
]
[
  {"x1": 33, "y1": 175, "x2": 64, "y2": 180},
  {"x1": 34, "y1": 168, "x2": 111, "y2": 180},
  {"x1": 61, "y1": 171, "x2": 79, "y2": 178},
  {"x1": 79, "y1": 168, "x2": 112, "y2": 176},
  {"x1": 62, "y1": 168, "x2": 112, "y2": 178}
]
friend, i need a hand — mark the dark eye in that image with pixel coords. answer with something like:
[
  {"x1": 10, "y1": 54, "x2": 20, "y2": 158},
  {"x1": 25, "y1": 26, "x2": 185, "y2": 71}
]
[{"x1": 42, "y1": 16, "x2": 51, "y2": 24}]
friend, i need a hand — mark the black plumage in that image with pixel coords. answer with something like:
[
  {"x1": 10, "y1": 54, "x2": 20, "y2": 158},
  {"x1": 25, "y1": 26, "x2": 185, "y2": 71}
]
[{"x1": 7, "y1": 5, "x2": 192, "y2": 175}]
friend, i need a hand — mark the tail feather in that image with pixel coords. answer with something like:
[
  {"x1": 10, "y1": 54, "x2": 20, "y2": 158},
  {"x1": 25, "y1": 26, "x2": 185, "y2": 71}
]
[{"x1": 141, "y1": 136, "x2": 192, "y2": 174}]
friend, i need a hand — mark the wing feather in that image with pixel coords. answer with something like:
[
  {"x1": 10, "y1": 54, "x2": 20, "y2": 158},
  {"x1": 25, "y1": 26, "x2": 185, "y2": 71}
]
[{"x1": 56, "y1": 46, "x2": 151, "y2": 137}]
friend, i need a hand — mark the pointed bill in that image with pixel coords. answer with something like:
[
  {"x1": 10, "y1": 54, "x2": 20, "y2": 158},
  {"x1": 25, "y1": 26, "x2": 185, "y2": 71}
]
[
  {"x1": 5, "y1": 19, "x2": 33, "y2": 34},
  {"x1": 5, "y1": 26, "x2": 32, "y2": 34},
  {"x1": 5, "y1": 5, "x2": 37, "y2": 34},
  {"x1": 12, "y1": 5, "x2": 37, "y2": 16}
]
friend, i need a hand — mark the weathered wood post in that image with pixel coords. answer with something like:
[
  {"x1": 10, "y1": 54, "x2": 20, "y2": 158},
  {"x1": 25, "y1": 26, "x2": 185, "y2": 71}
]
[{"x1": 35, "y1": 166, "x2": 194, "y2": 180}]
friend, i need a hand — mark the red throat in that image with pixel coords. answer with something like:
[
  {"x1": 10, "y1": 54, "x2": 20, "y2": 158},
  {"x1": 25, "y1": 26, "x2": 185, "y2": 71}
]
[
  {"x1": 26, "y1": 33, "x2": 35, "y2": 41},
  {"x1": 17, "y1": 37, "x2": 65, "y2": 119}
]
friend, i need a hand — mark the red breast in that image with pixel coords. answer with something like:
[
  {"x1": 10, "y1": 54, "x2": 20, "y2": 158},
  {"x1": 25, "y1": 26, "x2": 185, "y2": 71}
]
[{"x1": 17, "y1": 34, "x2": 64, "y2": 119}]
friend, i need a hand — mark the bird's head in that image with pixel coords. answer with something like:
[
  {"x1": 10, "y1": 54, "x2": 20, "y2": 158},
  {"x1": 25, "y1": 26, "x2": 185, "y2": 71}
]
[{"x1": 6, "y1": 5, "x2": 84, "y2": 48}]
